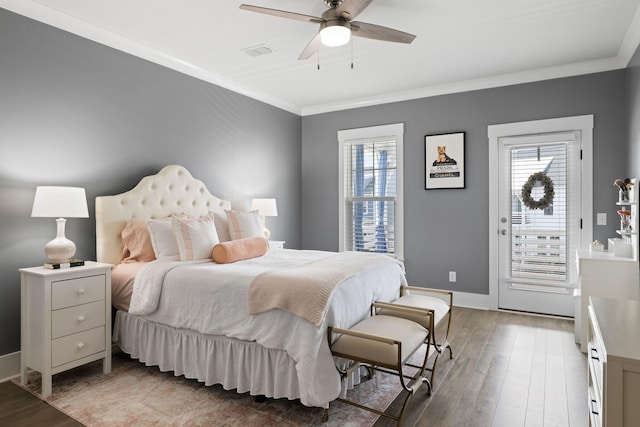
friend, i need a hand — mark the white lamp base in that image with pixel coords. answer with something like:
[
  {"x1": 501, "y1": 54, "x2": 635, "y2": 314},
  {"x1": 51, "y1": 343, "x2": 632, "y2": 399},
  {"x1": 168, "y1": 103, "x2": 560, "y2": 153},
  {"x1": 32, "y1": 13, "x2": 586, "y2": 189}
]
[
  {"x1": 259, "y1": 216, "x2": 271, "y2": 239},
  {"x1": 45, "y1": 218, "x2": 76, "y2": 263}
]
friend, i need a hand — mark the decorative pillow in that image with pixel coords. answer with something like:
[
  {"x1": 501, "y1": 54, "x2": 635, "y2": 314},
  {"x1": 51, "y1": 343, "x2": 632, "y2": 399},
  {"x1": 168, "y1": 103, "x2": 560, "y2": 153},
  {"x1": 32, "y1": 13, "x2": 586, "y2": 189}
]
[
  {"x1": 212, "y1": 211, "x2": 232, "y2": 242},
  {"x1": 171, "y1": 213, "x2": 220, "y2": 261},
  {"x1": 147, "y1": 218, "x2": 180, "y2": 260},
  {"x1": 212, "y1": 237, "x2": 269, "y2": 264},
  {"x1": 120, "y1": 218, "x2": 156, "y2": 263},
  {"x1": 226, "y1": 209, "x2": 264, "y2": 240}
]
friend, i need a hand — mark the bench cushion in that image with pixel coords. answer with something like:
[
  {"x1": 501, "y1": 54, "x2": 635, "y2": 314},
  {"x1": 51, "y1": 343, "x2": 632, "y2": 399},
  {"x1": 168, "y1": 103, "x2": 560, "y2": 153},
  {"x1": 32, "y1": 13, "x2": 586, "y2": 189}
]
[
  {"x1": 331, "y1": 315, "x2": 427, "y2": 367},
  {"x1": 379, "y1": 295, "x2": 450, "y2": 330}
]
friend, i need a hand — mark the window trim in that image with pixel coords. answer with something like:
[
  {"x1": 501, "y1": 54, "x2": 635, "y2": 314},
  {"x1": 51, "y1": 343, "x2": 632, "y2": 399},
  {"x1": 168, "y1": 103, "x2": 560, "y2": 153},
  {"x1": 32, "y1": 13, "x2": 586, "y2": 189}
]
[{"x1": 338, "y1": 123, "x2": 404, "y2": 260}]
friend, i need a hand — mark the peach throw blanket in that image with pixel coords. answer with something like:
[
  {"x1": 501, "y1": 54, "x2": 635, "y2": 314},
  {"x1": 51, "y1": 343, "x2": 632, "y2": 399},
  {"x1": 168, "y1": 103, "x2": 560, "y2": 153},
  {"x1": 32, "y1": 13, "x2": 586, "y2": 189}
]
[{"x1": 248, "y1": 251, "x2": 402, "y2": 328}]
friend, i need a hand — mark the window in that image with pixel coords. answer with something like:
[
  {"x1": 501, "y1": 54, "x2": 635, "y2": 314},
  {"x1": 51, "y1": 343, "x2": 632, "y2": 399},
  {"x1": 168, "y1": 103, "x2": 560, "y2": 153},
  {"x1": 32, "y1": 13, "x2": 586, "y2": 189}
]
[
  {"x1": 506, "y1": 136, "x2": 577, "y2": 287},
  {"x1": 338, "y1": 123, "x2": 404, "y2": 260}
]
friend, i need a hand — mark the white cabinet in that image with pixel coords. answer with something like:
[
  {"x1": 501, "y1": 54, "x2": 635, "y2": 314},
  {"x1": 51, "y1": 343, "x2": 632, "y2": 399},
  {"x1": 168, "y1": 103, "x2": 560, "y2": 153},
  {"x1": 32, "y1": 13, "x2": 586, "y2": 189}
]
[
  {"x1": 576, "y1": 179, "x2": 640, "y2": 350},
  {"x1": 20, "y1": 261, "x2": 112, "y2": 397},
  {"x1": 588, "y1": 296, "x2": 640, "y2": 427},
  {"x1": 576, "y1": 251, "x2": 639, "y2": 352}
]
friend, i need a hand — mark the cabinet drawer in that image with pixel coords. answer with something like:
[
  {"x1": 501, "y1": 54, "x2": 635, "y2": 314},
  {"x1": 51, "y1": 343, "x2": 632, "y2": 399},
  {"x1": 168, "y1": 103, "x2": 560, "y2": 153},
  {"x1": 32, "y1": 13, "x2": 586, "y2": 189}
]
[
  {"x1": 51, "y1": 326, "x2": 105, "y2": 367},
  {"x1": 588, "y1": 366, "x2": 602, "y2": 427},
  {"x1": 588, "y1": 344, "x2": 604, "y2": 393},
  {"x1": 52, "y1": 301, "x2": 105, "y2": 339},
  {"x1": 52, "y1": 275, "x2": 105, "y2": 310}
]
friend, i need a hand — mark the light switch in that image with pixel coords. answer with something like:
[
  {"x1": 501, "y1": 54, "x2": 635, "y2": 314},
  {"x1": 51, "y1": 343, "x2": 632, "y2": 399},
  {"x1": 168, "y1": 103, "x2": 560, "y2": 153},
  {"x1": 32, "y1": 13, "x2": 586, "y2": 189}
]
[{"x1": 597, "y1": 213, "x2": 607, "y2": 225}]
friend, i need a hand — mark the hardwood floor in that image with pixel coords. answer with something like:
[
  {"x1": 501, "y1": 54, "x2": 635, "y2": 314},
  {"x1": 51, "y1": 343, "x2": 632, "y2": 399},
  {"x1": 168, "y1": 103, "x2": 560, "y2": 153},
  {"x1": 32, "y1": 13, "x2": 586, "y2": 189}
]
[
  {"x1": 0, "y1": 380, "x2": 83, "y2": 426},
  {"x1": 0, "y1": 307, "x2": 586, "y2": 427},
  {"x1": 376, "y1": 307, "x2": 588, "y2": 426}
]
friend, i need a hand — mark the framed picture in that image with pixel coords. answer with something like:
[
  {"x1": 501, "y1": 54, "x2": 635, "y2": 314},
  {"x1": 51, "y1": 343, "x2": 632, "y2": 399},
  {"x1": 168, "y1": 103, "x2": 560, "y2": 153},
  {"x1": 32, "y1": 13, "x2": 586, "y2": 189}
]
[{"x1": 425, "y1": 132, "x2": 465, "y2": 189}]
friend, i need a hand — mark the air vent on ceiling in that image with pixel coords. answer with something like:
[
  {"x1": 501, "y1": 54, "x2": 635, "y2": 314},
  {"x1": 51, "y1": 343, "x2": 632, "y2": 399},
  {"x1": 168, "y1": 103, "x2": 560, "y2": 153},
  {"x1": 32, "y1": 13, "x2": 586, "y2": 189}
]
[{"x1": 242, "y1": 44, "x2": 275, "y2": 57}]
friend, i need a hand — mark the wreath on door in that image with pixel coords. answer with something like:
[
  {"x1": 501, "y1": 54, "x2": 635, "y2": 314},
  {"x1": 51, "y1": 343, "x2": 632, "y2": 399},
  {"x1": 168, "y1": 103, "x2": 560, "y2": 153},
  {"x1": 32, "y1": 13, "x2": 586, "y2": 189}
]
[{"x1": 521, "y1": 172, "x2": 555, "y2": 210}]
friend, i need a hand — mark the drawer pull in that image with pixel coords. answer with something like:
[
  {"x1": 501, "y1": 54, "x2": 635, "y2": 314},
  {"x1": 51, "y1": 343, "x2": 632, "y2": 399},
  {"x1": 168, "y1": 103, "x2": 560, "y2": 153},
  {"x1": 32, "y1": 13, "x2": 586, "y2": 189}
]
[
  {"x1": 590, "y1": 399, "x2": 600, "y2": 415},
  {"x1": 590, "y1": 348, "x2": 600, "y2": 362},
  {"x1": 77, "y1": 342, "x2": 86, "y2": 349},
  {"x1": 77, "y1": 288, "x2": 86, "y2": 295},
  {"x1": 77, "y1": 315, "x2": 86, "y2": 322}
]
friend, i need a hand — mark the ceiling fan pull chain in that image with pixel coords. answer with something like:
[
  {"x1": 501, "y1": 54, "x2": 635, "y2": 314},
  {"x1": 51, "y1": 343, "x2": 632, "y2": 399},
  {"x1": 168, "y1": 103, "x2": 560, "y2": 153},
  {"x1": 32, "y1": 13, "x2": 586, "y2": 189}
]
[
  {"x1": 317, "y1": 49, "x2": 321, "y2": 70},
  {"x1": 350, "y1": 37, "x2": 354, "y2": 69}
]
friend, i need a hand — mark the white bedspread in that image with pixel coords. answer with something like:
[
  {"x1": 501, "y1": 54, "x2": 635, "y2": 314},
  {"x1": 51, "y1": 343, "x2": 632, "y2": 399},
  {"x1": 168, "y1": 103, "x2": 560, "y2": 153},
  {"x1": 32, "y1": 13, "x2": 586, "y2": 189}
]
[{"x1": 126, "y1": 249, "x2": 406, "y2": 407}]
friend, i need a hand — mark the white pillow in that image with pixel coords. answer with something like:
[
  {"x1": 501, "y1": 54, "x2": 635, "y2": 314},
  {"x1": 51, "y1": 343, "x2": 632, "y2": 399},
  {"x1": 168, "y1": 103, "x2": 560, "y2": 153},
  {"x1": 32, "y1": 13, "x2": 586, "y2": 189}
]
[
  {"x1": 171, "y1": 213, "x2": 219, "y2": 261},
  {"x1": 226, "y1": 209, "x2": 264, "y2": 240},
  {"x1": 212, "y1": 211, "x2": 232, "y2": 242},
  {"x1": 147, "y1": 218, "x2": 180, "y2": 260}
]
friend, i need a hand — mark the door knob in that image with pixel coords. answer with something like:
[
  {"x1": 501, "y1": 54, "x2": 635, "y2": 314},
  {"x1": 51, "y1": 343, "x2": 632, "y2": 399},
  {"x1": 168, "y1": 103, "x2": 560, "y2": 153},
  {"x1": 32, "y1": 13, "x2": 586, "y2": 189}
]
[{"x1": 500, "y1": 229, "x2": 507, "y2": 235}]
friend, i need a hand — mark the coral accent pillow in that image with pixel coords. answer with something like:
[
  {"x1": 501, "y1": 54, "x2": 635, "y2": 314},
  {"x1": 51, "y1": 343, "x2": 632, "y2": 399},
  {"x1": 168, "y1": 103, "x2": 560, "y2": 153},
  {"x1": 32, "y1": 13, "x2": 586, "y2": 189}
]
[
  {"x1": 171, "y1": 213, "x2": 220, "y2": 261},
  {"x1": 120, "y1": 218, "x2": 156, "y2": 263},
  {"x1": 226, "y1": 210, "x2": 264, "y2": 240},
  {"x1": 212, "y1": 237, "x2": 269, "y2": 264}
]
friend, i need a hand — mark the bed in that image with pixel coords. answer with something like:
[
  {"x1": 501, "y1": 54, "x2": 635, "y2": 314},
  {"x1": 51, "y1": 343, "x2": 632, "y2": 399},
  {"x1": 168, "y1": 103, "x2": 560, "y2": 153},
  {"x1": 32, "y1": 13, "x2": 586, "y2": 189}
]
[{"x1": 96, "y1": 165, "x2": 407, "y2": 408}]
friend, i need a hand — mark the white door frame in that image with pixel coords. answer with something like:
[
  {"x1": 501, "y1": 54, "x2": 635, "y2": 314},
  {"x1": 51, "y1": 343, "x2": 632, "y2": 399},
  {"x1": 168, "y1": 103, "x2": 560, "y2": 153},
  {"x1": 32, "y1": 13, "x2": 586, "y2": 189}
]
[{"x1": 488, "y1": 115, "x2": 593, "y2": 311}]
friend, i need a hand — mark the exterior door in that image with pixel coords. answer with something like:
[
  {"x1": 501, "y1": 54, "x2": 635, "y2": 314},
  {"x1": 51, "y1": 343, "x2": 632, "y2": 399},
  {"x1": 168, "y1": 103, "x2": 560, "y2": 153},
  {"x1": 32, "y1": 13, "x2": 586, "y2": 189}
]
[
  {"x1": 489, "y1": 115, "x2": 593, "y2": 317},
  {"x1": 496, "y1": 132, "x2": 583, "y2": 316}
]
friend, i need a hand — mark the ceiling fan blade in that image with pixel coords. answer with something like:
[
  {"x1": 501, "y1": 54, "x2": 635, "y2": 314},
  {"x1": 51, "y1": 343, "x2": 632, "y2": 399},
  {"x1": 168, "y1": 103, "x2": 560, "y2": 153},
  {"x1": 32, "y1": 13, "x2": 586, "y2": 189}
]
[
  {"x1": 351, "y1": 21, "x2": 416, "y2": 44},
  {"x1": 298, "y1": 33, "x2": 322, "y2": 60},
  {"x1": 239, "y1": 4, "x2": 323, "y2": 24},
  {"x1": 335, "y1": 0, "x2": 374, "y2": 20}
]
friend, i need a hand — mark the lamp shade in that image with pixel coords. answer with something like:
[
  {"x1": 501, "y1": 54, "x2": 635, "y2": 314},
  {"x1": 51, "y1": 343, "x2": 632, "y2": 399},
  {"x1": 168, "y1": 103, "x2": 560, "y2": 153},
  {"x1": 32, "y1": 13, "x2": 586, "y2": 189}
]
[
  {"x1": 251, "y1": 198, "x2": 278, "y2": 217},
  {"x1": 320, "y1": 22, "x2": 351, "y2": 47},
  {"x1": 31, "y1": 186, "x2": 89, "y2": 218}
]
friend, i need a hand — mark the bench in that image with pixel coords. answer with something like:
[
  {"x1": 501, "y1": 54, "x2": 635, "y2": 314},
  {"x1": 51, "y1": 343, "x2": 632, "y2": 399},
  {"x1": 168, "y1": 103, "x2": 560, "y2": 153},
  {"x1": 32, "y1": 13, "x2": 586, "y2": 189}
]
[
  {"x1": 376, "y1": 285, "x2": 454, "y2": 387},
  {"x1": 325, "y1": 303, "x2": 434, "y2": 426}
]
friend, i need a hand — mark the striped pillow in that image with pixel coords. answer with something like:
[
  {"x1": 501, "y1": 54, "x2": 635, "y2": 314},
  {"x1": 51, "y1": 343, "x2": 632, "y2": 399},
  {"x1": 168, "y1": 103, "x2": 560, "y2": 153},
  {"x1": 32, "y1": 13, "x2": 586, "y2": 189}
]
[
  {"x1": 171, "y1": 213, "x2": 219, "y2": 261},
  {"x1": 225, "y1": 210, "x2": 265, "y2": 240}
]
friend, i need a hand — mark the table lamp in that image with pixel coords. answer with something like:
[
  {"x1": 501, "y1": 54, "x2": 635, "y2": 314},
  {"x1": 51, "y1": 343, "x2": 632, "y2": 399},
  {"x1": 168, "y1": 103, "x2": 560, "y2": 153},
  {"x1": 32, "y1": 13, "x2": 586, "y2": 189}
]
[
  {"x1": 31, "y1": 186, "x2": 89, "y2": 263},
  {"x1": 251, "y1": 198, "x2": 278, "y2": 239}
]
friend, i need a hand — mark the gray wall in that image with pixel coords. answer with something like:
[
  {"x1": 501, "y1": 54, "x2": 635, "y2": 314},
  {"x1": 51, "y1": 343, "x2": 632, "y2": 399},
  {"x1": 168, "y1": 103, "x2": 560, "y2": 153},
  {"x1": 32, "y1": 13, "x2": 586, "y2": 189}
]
[
  {"x1": 1, "y1": 6, "x2": 637, "y2": 359},
  {"x1": 0, "y1": 9, "x2": 302, "y2": 356},
  {"x1": 629, "y1": 44, "x2": 640, "y2": 178},
  {"x1": 301, "y1": 71, "x2": 629, "y2": 294}
]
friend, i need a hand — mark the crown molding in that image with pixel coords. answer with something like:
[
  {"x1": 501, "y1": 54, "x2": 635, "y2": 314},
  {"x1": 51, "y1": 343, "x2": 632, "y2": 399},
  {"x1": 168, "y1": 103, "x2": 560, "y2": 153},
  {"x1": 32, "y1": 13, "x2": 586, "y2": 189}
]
[
  {"x1": 0, "y1": 1, "x2": 302, "y2": 115},
  {"x1": 3, "y1": 1, "x2": 638, "y2": 118},
  {"x1": 301, "y1": 56, "x2": 627, "y2": 116}
]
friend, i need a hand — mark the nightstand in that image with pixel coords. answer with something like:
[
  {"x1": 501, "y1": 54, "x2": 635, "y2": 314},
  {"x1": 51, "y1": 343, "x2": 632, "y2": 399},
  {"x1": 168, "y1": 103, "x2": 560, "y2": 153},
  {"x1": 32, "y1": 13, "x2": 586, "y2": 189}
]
[
  {"x1": 20, "y1": 261, "x2": 112, "y2": 397},
  {"x1": 269, "y1": 240, "x2": 285, "y2": 249}
]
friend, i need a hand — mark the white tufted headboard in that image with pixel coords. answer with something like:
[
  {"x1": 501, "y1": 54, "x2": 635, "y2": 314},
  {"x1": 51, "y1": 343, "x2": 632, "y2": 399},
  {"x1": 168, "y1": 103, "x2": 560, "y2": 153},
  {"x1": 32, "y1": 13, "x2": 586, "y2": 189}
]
[{"x1": 95, "y1": 165, "x2": 231, "y2": 265}]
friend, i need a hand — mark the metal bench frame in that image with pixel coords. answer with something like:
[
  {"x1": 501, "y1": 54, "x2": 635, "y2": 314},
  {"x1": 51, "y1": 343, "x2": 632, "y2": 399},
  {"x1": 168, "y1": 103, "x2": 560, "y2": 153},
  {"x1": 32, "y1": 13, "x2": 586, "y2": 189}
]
[{"x1": 325, "y1": 304, "x2": 434, "y2": 426}]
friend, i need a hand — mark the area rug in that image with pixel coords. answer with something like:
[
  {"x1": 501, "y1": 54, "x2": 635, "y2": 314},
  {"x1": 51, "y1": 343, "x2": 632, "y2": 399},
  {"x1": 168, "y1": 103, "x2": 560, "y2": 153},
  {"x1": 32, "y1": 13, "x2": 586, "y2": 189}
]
[{"x1": 13, "y1": 348, "x2": 425, "y2": 427}]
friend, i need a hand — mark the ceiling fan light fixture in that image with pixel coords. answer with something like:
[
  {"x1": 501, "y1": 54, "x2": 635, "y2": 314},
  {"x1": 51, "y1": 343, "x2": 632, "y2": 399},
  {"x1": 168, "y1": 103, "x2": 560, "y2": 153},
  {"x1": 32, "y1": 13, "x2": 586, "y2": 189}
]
[{"x1": 320, "y1": 21, "x2": 351, "y2": 47}]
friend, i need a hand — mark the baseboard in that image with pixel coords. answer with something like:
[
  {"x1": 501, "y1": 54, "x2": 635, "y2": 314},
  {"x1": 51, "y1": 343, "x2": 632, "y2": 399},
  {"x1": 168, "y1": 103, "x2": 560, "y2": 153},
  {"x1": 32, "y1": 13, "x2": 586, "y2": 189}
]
[
  {"x1": 451, "y1": 290, "x2": 491, "y2": 310},
  {"x1": 0, "y1": 351, "x2": 20, "y2": 383}
]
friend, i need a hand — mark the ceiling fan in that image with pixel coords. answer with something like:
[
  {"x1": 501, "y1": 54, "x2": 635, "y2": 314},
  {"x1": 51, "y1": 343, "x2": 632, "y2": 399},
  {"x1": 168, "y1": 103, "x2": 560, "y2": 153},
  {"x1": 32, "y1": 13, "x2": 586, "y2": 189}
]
[{"x1": 239, "y1": 0, "x2": 416, "y2": 60}]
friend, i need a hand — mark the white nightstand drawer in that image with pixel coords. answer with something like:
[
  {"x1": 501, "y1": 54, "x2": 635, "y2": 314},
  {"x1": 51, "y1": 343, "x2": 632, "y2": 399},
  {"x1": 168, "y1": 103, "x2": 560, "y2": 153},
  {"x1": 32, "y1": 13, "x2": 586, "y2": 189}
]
[
  {"x1": 51, "y1": 326, "x2": 105, "y2": 367},
  {"x1": 52, "y1": 275, "x2": 105, "y2": 310},
  {"x1": 52, "y1": 301, "x2": 106, "y2": 339}
]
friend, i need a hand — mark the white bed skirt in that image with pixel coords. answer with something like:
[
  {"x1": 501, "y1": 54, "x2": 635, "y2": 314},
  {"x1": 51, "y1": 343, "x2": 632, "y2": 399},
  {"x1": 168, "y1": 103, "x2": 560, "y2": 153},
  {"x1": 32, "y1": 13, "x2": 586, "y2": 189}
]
[{"x1": 113, "y1": 310, "x2": 360, "y2": 408}]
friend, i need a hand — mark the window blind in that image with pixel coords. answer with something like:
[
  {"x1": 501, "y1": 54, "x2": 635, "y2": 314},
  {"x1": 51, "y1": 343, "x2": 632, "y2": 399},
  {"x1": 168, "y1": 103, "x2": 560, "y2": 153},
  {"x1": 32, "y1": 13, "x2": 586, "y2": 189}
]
[
  {"x1": 509, "y1": 142, "x2": 571, "y2": 287},
  {"x1": 344, "y1": 138, "x2": 397, "y2": 253}
]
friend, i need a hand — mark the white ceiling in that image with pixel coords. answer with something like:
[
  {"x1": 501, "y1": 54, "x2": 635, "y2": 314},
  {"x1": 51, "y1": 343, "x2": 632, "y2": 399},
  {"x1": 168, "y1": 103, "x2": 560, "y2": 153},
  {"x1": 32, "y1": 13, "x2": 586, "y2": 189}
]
[{"x1": 3, "y1": 0, "x2": 640, "y2": 116}]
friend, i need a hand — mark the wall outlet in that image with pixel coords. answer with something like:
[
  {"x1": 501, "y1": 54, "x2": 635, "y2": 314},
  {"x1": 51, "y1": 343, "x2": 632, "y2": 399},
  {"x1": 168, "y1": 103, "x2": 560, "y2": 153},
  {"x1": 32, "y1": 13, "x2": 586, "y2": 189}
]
[
  {"x1": 449, "y1": 271, "x2": 456, "y2": 282},
  {"x1": 597, "y1": 213, "x2": 607, "y2": 225}
]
